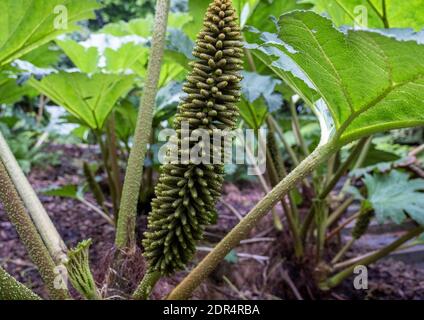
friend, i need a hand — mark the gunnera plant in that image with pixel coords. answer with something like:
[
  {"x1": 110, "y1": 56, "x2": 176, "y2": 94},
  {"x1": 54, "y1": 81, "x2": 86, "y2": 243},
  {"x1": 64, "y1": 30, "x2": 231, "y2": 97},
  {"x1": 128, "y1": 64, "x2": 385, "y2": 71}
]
[{"x1": 142, "y1": 0, "x2": 243, "y2": 275}]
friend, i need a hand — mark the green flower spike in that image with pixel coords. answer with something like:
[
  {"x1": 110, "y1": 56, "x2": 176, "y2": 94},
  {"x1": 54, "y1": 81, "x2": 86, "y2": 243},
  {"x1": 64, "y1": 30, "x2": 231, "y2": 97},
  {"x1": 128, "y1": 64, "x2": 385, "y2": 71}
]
[{"x1": 143, "y1": 0, "x2": 243, "y2": 275}]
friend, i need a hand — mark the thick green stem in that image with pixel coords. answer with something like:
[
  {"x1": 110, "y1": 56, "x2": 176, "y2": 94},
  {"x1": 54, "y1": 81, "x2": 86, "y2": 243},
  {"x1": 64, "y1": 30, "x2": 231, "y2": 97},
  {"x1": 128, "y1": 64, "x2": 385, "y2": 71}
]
[
  {"x1": 115, "y1": 0, "x2": 170, "y2": 249},
  {"x1": 0, "y1": 130, "x2": 66, "y2": 263},
  {"x1": 324, "y1": 225, "x2": 424, "y2": 289},
  {"x1": 167, "y1": 141, "x2": 338, "y2": 299},
  {"x1": 0, "y1": 266, "x2": 41, "y2": 300},
  {"x1": 132, "y1": 271, "x2": 161, "y2": 300},
  {"x1": 0, "y1": 160, "x2": 70, "y2": 299}
]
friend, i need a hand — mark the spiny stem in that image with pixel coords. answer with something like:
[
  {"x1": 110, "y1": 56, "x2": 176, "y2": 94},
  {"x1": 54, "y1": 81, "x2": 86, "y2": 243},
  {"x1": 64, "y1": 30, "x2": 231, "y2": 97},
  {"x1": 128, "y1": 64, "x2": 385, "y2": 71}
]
[
  {"x1": 132, "y1": 271, "x2": 161, "y2": 300},
  {"x1": 115, "y1": 0, "x2": 170, "y2": 249},
  {"x1": 324, "y1": 225, "x2": 424, "y2": 289},
  {"x1": 0, "y1": 130, "x2": 67, "y2": 263},
  {"x1": 0, "y1": 266, "x2": 41, "y2": 300},
  {"x1": 168, "y1": 141, "x2": 338, "y2": 299},
  {"x1": 0, "y1": 160, "x2": 70, "y2": 299}
]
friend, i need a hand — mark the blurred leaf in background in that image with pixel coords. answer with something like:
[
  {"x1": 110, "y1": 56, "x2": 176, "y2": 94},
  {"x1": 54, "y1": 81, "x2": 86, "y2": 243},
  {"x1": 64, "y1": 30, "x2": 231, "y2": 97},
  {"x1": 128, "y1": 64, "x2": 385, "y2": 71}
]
[
  {"x1": 302, "y1": 0, "x2": 424, "y2": 30},
  {"x1": 0, "y1": 0, "x2": 100, "y2": 66},
  {"x1": 28, "y1": 72, "x2": 135, "y2": 130},
  {"x1": 239, "y1": 71, "x2": 283, "y2": 129}
]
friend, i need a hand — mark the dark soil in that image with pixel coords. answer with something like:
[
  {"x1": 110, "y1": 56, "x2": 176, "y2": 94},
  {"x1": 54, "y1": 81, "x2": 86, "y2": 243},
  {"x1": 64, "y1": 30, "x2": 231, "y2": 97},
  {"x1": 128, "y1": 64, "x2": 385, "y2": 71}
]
[{"x1": 1, "y1": 144, "x2": 424, "y2": 300}]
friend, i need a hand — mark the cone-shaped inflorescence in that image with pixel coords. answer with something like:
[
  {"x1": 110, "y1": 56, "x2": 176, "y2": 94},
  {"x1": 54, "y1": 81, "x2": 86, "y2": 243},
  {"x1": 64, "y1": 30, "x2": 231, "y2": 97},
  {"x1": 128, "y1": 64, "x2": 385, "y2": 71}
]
[{"x1": 143, "y1": 0, "x2": 243, "y2": 275}]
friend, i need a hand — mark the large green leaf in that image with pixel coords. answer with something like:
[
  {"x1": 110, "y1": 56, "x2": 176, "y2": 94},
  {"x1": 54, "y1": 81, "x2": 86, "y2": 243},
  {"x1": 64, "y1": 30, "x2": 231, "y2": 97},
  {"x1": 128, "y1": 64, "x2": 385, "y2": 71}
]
[
  {"x1": 249, "y1": 11, "x2": 424, "y2": 145},
  {"x1": 232, "y1": 0, "x2": 260, "y2": 27},
  {"x1": 168, "y1": 12, "x2": 193, "y2": 30},
  {"x1": 245, "y1": 0, "x2": 312, "y2": 32},
  {"x1": 20, "y1": 43, "x2": 61, "y2": 68},
  {"x1": 56, "y1": 39, "x2": 100, "y2": 74},
  {"x1": 99, "y1": 18, "x2": 189, "y2": 83},
  {"x1": 57, "y1": 38, "x2": 149, "y2": 75},
  {"x1": 0, "y1": 77, "x2": 34, "y2": 104},
  {"x1": 104, "y1": 43, "x2": 149, "y2": 74},
  {"x1": 100, "y1": 13, "x2": 192, "y2": 38},
  {"x1": 361, "y1": 170, "x2": 424, "y2": 225},
  {"x1": 303, "y1": 0, "x2": 424, "y2": 30},
  {"x1": 28, "y1": 72, "x2": 135, "y2": 130},
  {"x1": 115, "y1": 100, "x2": 138, "y2": 142},
  {"x1": 0, "y1": 0, "x2": 100, "y2": 66},
  {"x1": 0, "y1": 44, "x2": 61, "y2": 105}
]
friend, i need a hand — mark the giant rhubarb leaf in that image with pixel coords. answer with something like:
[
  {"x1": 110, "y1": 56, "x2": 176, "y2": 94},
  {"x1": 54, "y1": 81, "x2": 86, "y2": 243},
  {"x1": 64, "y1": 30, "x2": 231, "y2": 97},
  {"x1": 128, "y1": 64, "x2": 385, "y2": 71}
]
[
  {"x1": 0, "y1": 0, "x2": 100, "y2": 66},
  {"x1": 249, "y1": 11, "x2": 424, "y2": 145},
  {"x1": 28, "y1": 72, "x2": 135, "y2": 130}
]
